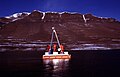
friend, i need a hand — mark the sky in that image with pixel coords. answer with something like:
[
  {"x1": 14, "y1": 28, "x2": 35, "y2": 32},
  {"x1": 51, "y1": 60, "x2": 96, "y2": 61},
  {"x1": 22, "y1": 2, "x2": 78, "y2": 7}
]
[{"x1": 0, "y1": 0, "x2": 120, "y2": 20}]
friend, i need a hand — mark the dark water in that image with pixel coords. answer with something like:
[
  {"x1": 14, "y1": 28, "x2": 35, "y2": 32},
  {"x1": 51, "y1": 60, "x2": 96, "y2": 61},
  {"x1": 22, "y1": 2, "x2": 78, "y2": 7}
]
[{"x1": 0, "y1": 50, "x2": 120, "y2": 77}]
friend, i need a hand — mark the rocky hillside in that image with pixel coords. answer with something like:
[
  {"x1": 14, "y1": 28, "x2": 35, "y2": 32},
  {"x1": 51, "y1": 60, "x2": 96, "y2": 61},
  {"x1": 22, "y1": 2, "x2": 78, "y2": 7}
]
[{"x1": 0, "y1": 10, "x2": 120, "y2": 50}]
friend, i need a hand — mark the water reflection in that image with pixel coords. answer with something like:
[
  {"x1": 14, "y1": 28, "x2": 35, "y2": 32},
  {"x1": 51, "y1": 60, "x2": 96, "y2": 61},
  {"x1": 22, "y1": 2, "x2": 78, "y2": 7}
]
[{"x1": 43, "y1": 59, "x2": 70, "y2": 77}]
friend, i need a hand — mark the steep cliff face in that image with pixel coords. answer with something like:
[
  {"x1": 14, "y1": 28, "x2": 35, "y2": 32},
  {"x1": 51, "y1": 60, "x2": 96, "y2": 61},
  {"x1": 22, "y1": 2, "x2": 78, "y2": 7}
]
[{"x1": 0, "y1": 10, "x2": 120, "y2": 50}]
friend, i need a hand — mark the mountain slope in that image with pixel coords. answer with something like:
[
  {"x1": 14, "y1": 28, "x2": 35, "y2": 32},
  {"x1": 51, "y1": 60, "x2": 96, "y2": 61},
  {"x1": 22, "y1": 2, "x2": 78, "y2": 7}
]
[{"x1": 0, "y1": 10, "x2": 120, "y2": 50}]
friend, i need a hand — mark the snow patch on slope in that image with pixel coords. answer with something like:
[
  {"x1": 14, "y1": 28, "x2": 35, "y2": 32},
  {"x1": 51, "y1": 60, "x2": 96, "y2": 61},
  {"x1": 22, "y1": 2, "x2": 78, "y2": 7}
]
[
  {"x1": 69, "y1": 44, "x2": 111, "y2": 50},
  {"x1": 5, "y1": 12, "x2": 30, "y2": 18},
  {"x1": 71, "y1": 47, "x2": 111, "y2": 50},
  {"x1": 83, "y1": 14, "x2": 87, "y2": 23},
  {"x1": 42, "y1": 12, "x2": 45, "y2": 19},
  {"x1": 5, "y1": 12, "x2": 30, "y2": 22}
]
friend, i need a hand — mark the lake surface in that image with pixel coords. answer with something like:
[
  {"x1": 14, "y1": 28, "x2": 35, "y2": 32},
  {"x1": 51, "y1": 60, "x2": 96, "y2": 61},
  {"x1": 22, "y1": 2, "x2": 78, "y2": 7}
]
[{"x1": 0, "y1": 50, "x2": 120, "y2": 77}]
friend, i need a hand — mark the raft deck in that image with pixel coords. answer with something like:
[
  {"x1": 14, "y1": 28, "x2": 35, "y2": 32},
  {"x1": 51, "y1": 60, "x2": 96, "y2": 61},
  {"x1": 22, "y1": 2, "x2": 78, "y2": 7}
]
[{"x1": 43, "y1": 52, "x2": 71, "y2": 59}]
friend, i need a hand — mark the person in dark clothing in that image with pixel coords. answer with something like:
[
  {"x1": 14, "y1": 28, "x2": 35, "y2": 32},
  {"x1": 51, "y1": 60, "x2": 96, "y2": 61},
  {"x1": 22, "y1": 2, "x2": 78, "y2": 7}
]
[{"x1": 46, "y1": 45, "x2": 50, "y2": 52}]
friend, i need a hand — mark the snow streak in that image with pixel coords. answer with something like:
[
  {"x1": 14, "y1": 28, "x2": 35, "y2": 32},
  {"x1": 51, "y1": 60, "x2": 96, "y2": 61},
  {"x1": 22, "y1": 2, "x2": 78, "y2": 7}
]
[
  {"x1": 42, "y1": 12, "x2": 45, "y2": 19},
  {"x1": 82, "y1": 14, "x2": 87, "y2": 23}
]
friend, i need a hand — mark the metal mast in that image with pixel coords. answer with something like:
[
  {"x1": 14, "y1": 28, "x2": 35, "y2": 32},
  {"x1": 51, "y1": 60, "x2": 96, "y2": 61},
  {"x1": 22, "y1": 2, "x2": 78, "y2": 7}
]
[
  {"x1": 50, "y1": 28, "x2": 54, "y2": 51},
  {"x1": 52, "y1": 27, "x2": 61, "y2": 47},
  {"x1": 50, "y1": 27, "x2": 61, "y2": 51}
]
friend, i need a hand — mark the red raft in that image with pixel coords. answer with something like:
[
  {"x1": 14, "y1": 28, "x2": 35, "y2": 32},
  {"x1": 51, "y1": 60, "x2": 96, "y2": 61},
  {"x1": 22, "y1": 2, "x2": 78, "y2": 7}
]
[{"x1": 42, "y1": 27, "x2": 71, "y2": 59}]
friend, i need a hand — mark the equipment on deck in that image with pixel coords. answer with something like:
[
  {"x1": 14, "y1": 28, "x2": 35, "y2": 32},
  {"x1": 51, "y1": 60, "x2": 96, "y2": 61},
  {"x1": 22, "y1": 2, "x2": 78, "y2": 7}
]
[{"x1": 43, "y1": 27, "x2": 71, "y2": 59}]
